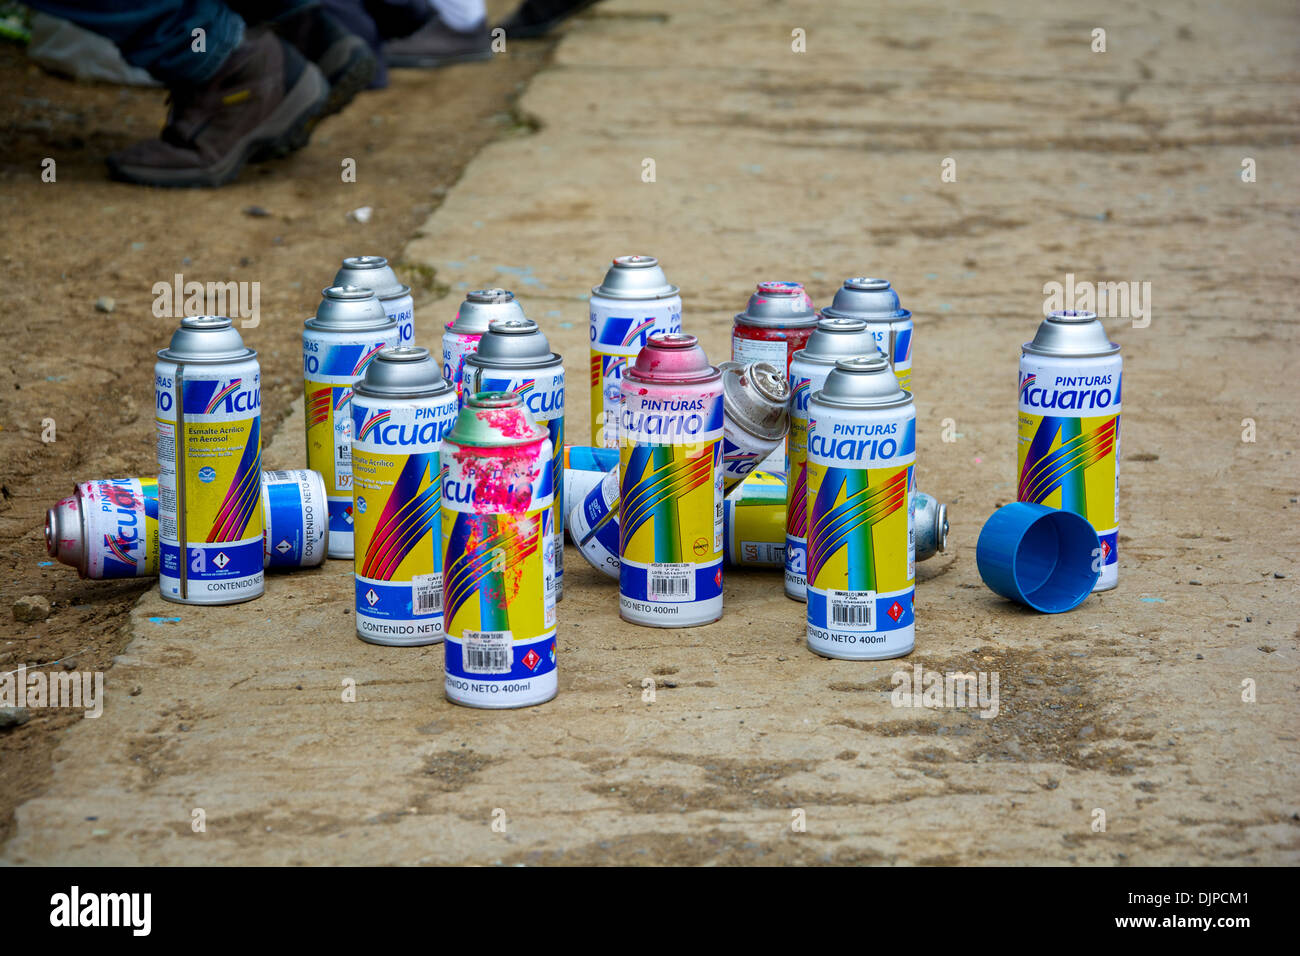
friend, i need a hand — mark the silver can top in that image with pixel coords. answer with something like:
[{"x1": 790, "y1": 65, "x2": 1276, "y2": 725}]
[
  {"x1": 467, "y1": 317, "x2": 562, "y2": 369},
  {"x1": 158, "y1": 315, "x2": 254, "y2": 363},
  {"x1": 333, "y1": 255, "x2": 411, "y2": 301},
  {"x1": 591, "y1": 255, "x2": 679, "y2": 300},
  {"x1": 735, "y1": 281, "x2": 818, "y2": 329},
  {"x1": 821, "y1": 276, "x2": 911, "y2": 322},
  {"x1": 450, "y1": 288, "x2": 525, "y2": 334},
  {"x1": 1022, "y1": 310, "x2": 1120, "y2": 358},
  {"x1": 45, "y1": 493, "x2": 85, "y2": 573},
  {"x1": 305, "y1": 285, "x2": 394, "y2": 332},
  {"x1": 815, "y1": 355, "x2": 911, "y2": 409},
  {"x1": 795, "y1": 316, "x2": 883, "y2": 367},
  {"x1": 353, "y1": 346, "x2": 451, "y2": 399},
  {"x1": 720, "y1": 361, "x2": 791, "y2": 441},
  {"x1": 914, "y1": 492, "x2": 949, "y2": 558}
]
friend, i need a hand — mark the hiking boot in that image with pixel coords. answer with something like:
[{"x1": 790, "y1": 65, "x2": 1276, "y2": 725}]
[
  {"x1": 383, "y1": 16, "x2": 493, "y2": 68},
  {"x1": 273, "y1": 6, "x2": 376, "y2": 116},
  {"x1": 106, "y1": 27, "x2": 329, "y2": 188},
  {"x1": 497, "y1": 0, "x2": 602, "y2": 39}
]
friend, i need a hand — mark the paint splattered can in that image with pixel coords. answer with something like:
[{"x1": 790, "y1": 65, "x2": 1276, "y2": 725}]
[
  {"x1": 155, "y1": 316, "x2": 264, "y2": 605},
  {"x1": 786, "y1": 316, "x2": 884, "y2": 601},
  {"x1": 462, "y1": 317, "x2": 565, "y2": 601},
  {"x1": 303, "y1": 285, "x2": 396, "y2": 559},
  {"x1": 589, "y1": 255, "x2": 682, "y2": 448},
  {"x1": 351, "y1": 347, "x2": 458, "y2": 646},
  {"x1": 443, "y1": 288, "x2": 524, "y2": 399},
  {"x1": 333, "y1": 255, "x2": 414, "y2": 345},
  {"x1": 806, "y1": 355, "x2": 916, "y2": 660},
  {"x1": 46, "y1": 471, "x2": 328, "y2": 579},
  {"x1": 719, "y1": 360, "x2": 790, "y2": 489},
  {"x1": 441, "y1": 391, "x2": 557, "y2": 709},
  {"x1": 1018, "y1": 310, "x2": 1122, "y2": 591},
  {"x1": 731, "y1": 281, "x2": 818, "y2": 375},
  {"x1": 618, "y1": 333, "x2": 724, "y2": 627},
  {"x1": 820, "y1": 277, "x2": 914, "y2": 392}
]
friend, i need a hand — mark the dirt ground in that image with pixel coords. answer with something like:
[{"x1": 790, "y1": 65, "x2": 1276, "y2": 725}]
[
  {"x1": 0, "y1": 6, "x2": 554, "y2": 846},
  {"x1": 2, "y1": 0, "x2": 1298, "y2": 866}
]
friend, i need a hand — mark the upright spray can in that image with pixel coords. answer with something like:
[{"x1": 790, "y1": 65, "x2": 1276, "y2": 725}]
[
  {"x1": 786, "y1": 316, "x2": 883, "y2": 601},
  {"x1": 351, "y1": 347, "x2": 458, "y2": 646},
  {"x1": 618, "y1": 333, "x2": 724, "y2": 627},
  {"x1": 443, "y1": 288, "x2": 524, "y2": 398},
  {"x1": 820, "y1": 277, "x2": 914, "y2": 392},
  {"x1": 731, "y1": 281, "x2": 818, "y2": 374},
  {"x1": 441, "y1": 391, "x2": 557, "y2": 709},
  {"x1": 155, "y1": 316, "x2": 264, "y2": 605},
  {"x1": 333, "y1": 255, "x2": 414, "y2": 345},
  {"x1": 719, "y1": 360, "x2": 790, "y2": 488},
  {"x1": 1018, "y1": 310, "x2": 1122, "y2": 591},
  {"x1": 303, "y1": 285, "x2": 396, "y2": 559},
  {"x1": 589, "y1": 255, "x2": 682, "y2": 448},
  {"x1": 806, "y1": 355, "x2": 916, "y2": 660},
  {"x1": 462, "y1": 317, "x2": 565, "y2": 602}
]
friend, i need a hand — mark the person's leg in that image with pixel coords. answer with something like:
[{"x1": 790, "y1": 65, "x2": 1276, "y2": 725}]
[
  {"x1": 497, "y1": 0, "x2": 602, "y2": 40},
  {"x1": 25, "y1": 0, "x2": 243, "y2": 86},
  {"x1": 383, "y1": 0, "x2": 491, "y2": 68}
]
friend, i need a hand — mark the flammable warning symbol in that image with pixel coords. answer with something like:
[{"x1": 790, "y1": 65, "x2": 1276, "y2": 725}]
[
  {"x1": 522, "y1": 648, "x2": 541, "y2": 671},
  {"x1": 888, "y1": 601, "x2": 905, "y2": 622},
  {"x1": 1101, "y1": 539, "x2": 1112, "y2": 558}
]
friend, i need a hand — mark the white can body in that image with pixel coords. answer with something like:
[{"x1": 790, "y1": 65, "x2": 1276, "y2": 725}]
[{"x1": 588, "y1": 292, "x2": 682, "y2": 447}]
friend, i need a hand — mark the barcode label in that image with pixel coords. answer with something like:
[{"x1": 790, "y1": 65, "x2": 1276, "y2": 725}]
[
  {"x1": 463, "y1": 630, "x2": 512, "y2": 674},
  {"x1": 412, "y1": 572, "x2": 442, "y2": 615},
  {"x1": 267, "y1": 470, "x2": 292, "y2": 481},
  {"x1": 830, "y1": 589, "x2": 874, "y2": 630},
  {"x1": 648, "y1": 563, "x2": 694, "y2": 602}
]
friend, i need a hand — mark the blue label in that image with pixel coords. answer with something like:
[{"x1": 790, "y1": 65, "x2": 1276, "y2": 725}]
[
  {"x1": 619, "y1": 560, "x2": 723, "y2": 602},
  {"x1": 444, "y1": 633, "x2": 556, "y2": 682}
]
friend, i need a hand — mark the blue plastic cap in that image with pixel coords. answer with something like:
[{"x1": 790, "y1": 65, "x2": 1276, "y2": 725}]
[{"x1": 976, "y1": 502, "x2": 1101, "y2": 613}]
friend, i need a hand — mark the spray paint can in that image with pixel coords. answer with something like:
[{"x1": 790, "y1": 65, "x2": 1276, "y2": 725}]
[
  {"x1": 618, "y1": 333, "x2": 724, "y2": 627},
  {"x1": 913, "y1": 492, "x2": 949, "y2": 564},
  {"x1": 723, "y1": 469, "x2": 788, "y2": 568},
  {"x1": 562, "y1": 444, "x2": 619, "y2": 527},
  {"x1": 333, "y1": 255, "x2": 414, "y2": 346},
  {"x1": 820, "y1": 277, "x2": 914, "y2": 392},
  {"x1": 806, "y1": 356, "x2": 915, "y2": 660},
  {"x1": 785, "y1": 316, "x2": 883, "y2": 601},
  {"x1": 589, "y1": 255, "x2": 682, "y2": 448},
  {"x1": 462, "y1": 317, "x2": 565, "y2": 602},
  {"x1": 303, "y1": 285, "x2": 396, "y2": 559},
  {"x1": 719, "y1": 360, "x2": 790, "y2": 489},
  {"x1": 351, "y1": 347, "x2": 458, "y2": 646},
  {"x1": 441, "y1": 391, "x2": 557, "y2": 709},
  {"x1": 46, "y1": 470, "x2": 329, "y2": 578},
  {"x1": 155, "y1": 316, "x2": 263, "y2": 605},
  {"x1": 1018, "y1": 310, "x2": 1122, "y2": 591},
  {"x1": 731, "y1": 281, "x2": 818, "y2": 375},
  {"x1": 443, "y1": 288, "x2": 525, "y2": 399}
]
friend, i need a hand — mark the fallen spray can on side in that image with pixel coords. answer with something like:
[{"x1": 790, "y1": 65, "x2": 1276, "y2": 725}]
[
  {"x1": 618, "y1": 333, "x2": 724, "y2": 627},
  {"x1": 441, "y1": 391, "x2": 557, "y2": 709},
  {"x1": 303, "y1": 285, "x2": 396, "y2": 559},
  {"x1": 719, "y1": 360, "x2": 790, "y2": 490},
  {"x1": 589, "y1": 255, "x2": 682, "y2": 448},
  {"x1": 786, "y1": 316, "x2": 885, "y2": 602},
  {"x1": 155, "y1": 316, "x2": 264, "y2": 606},
  {"x1": 1018, "y1": 309, "x2": 1122, "y2": 591},
  {"x1": 806, "y1": 355, "x2": 916, "y2": 660},
  {"x1": 333, "y1": 255, "x2": 414, "y2": 345},
  {"x1": 443, "y1": 288, "x2": 525, "y2": 399},
  {"x1": 461, "y1": 317, "x2": 565, "y2": 601},
  {"x1": 820, "y1": 277, "x2": 914, "y2": 393},
  {"x1": 46, "y1": 470, "x2": 328, "y2": 578},
  {"x1": 351, "y1": 347, "x2": 458, "y2": 646}
]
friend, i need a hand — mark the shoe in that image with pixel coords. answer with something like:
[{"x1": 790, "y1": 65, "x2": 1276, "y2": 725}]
[
  {"x1": 383, "y1": 16, "x2": 493, "y2": 68},
  {"x1": 106, "y1": 28, "x2": 329, "y2": 188},
  {"x1": 273, "y1": 7, "x2": 376, "y2": 117},
  {"x1": 497, "y1": 0, "x2": 602, "y2": 39}
]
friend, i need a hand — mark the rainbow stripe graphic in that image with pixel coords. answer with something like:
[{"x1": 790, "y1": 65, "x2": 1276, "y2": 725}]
[
  {"x1": 620, "y1": 445, "x2": 712, "y2": 562},
  {"x1": 307, "y1": 386, "x2": 333, "y2": 428},
  {"x1": 204, "y1": 379, "x2": 243, "y2": 415},
  {"x1": 1018, "y1": 415, "x2": 1118, "y2": 511},
  {"x1": 352, "y1": 344, "x2": 387, "y2": 377},
  {"x1": 621, "y1": 319, "x2": 657, "y2": 347},
  {"x1": 359, "y1": 452, "x2": 438, "y2": 580},
  {"x1": 442, "y1": 512, "x2": 541, "y2": 629},
  {"x1": 791, "y1": 379, "x2": 811, "y2": 407},
  {"x1": 788, "y1": 463, "x2": 809, "y2": 537},
  {"x1": 1019, "y1": 373, "x2": 1037, "y2": 400},
  {"x1": 808, "y1": 465, "x2": 908, "y2": 591},
  {"x1": 356, "y1": 410, "x2": 391, "y2": 443},
  {"x1": 104, "y1": 534, "x2": 137, "y2": 567},
  {"x1": 333, "y1": 387, "x2": 352, "y2": 414},
  {"x1": 206, "y1": 417, "x2": 261, "y2": 542}
]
